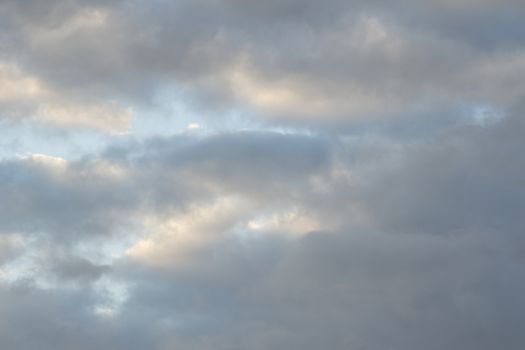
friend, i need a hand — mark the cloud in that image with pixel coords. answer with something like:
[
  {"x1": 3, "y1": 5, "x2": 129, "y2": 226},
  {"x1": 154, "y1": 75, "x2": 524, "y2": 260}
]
[
  {"x1": 1, "y1": 0, "x2": 524, "y2": 131},
  {"x1": 0, "y1": 131, "x2": 329, "y2": 242},
  {"x1": 1, "y1": 1, "x2": 525, "y2": 349},
  {"x1": 1, "y1": 109, "x2": 524, "y2": 348},
  {"x1": 0, "y1": 62, "x2": 132, "y2": 132},
  {"x1": 109, "y1": 227, "x2": 525, "y2": 350},
  {"x1": 0, "y1": 234, "x2": 24, "y2": 266},
  {"x1": 0, "y1": 153, "x2": 136, "y2": 240},
  {"x1": 355, "y1": 111, "x2": 525, "y2": 235}
]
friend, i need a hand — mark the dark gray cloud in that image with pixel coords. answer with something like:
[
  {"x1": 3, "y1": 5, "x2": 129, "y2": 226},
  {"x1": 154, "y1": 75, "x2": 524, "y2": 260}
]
[
  {"x1": 48, "y1": 253, "x2": 111, "y2": 283},
  {"x1": 357, "y1": 111, "x2": 525, "y2": 235},
  {"x1": 0, "y1": 281, "x2": 152, "y2": 350},
  {"x1": 116, "y1": 229, "x2": 525, "y2": 350}
]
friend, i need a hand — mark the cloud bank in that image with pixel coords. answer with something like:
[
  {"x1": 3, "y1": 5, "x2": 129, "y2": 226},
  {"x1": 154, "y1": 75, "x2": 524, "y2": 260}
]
[{"x1": 1, "y1": 0, "x2": 524, "y2": 349}]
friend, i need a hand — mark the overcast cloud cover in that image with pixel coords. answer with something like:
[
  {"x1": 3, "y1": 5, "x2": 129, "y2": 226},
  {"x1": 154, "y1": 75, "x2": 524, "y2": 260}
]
[{"x1": 0, "y1": 0, "x2": 524, "y2": 349}]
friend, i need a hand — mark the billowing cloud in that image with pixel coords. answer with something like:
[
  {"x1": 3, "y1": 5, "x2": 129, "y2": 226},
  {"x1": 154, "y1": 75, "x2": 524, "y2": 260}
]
[
  {"x1": 0, "y1": 109, "x2": 523, "y2": 348},
  {"x1": 1, "y1": 0, "x2": 524, "y2": 131},
  {"x1": 1, "y1": 0, "x2": 524, "y2": 349}
]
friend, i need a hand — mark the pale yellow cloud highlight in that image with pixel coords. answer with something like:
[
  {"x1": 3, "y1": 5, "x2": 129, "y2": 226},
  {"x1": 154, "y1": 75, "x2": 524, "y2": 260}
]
[
  {"x1": 186, "y1": 123, "x2": 202, "y2": 130},
  {"x1": 126, "y1": 198, "x2": 331, "y2": 270},
  {"x1": 38, "y1": 102, "x2": 132, "y2": 133},
  {"x1": 0, "y1": 64, "x2": 44, "y2": 102},
  {"x1": 21, "y1": 153, "x2": 68, "y2": 174},
  {"x1": 31, "y1": 7, "x2": 109, "y2": 43},
  {"x1": 126, "y1": 196, "x2": 250, "y2": 269},
  {"x1": 20, "y1": 153, "x2": 129, "y2": 183},
  {"x1": 227, "y1": 60, "x2": 394, "y2": 121},
  {"x1": 225, "y1": 16, "x2": 404, "y2": 121},
  {"x1": 246, "y1": 208, "x2": 325, "y2": 236},
  {"x1": 0, "y1": 62, "x2": 132, "y2": 133}
]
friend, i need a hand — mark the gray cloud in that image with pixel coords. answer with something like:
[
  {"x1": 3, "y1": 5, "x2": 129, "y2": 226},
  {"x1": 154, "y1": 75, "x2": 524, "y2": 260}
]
[
  {"x1": 0, "y1": 131, "x2": 330, "y2": 241},
  {"x1": 0, "y1": 108, "x2": 523, "y2": 348},
  {"x1": 1, "y1": 0, "x2": 524, "y2": 131},
  {"x1": 357, "y1": 111, "x2": 525, "y2": 235},
  {"x1": 1, "y1": 1, "x2": 524, "y2": 349}
]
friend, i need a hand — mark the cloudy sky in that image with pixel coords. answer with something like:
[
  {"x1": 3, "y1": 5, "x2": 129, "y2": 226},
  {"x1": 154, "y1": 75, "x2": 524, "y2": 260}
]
[{"x1": 1, "y1": 0, "x2": 524, "y2": 349}]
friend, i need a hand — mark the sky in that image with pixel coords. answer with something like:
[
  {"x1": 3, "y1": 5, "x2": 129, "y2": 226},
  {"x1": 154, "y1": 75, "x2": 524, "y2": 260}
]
[{"x1": 0, "y1": 0, "x2": 524, "y2": 349}]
